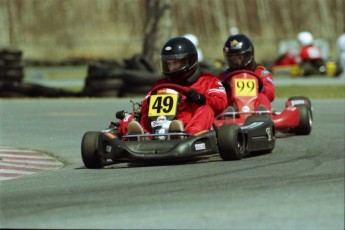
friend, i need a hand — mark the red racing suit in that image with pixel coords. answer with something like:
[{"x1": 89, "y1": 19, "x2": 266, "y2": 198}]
[
  {"x1": 139, "y1": 73, "x2": 227, "y2": 135},
  {"x1": 218, "y1": 66, "x2": 275, "y2": 110}
]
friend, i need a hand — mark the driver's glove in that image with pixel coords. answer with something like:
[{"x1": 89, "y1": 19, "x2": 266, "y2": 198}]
[{"x1": 185, "y1": 89, "x2": 206, "y2": 106}]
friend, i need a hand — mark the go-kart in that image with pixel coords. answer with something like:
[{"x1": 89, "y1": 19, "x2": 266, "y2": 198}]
[
  {"x1": 82, "y1": 84, "x2": 219, "y2": 169},
  {"x1": 213, "y1": 70, "x2": 313, "y2": 138},
  {"x1": 214, "y1": 71, "x2": 277, "y2": 160},
  {"x1": 81, "y1": 82, "x2": 276, "y2": 169},
  {"x1": 271, "y1": 52, "x2": 340, "y2": 77}
]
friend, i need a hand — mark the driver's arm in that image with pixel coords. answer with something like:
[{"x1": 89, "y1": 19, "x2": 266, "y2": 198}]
[
  {"x1": 204, "y1": 77, "x2": 228, "y2": 115},
  {"x1": 255, "y1": 67, "x2": 275, "y2": 102}
]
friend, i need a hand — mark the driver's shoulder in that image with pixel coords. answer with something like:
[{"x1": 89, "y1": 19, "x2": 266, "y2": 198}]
[
  {"x1": 255, "y1": 65, "x2": 267, "y2": 71},
  {"x1": 191, "y1": 75, "x2": 222, "y2": 92},
  {"x1": 255, "y1": 65, "x2": 272, "y2": 77},
  {"x1": 197, "y1": 73, "x2": 222, "y2": 83}
]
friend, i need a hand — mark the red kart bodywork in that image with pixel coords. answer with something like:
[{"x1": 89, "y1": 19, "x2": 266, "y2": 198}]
[
  {"x1": 271, "y1": 107, "x2": 299, "y2": 130},
  {"x1": 116, "y1": 83, "x2": 189, "y2": 139},
  {"x1": 270, "y1": 52, "x2": 339, "y2": 77},
  {"x1": 214, "y1": 70, "x2": 312, "y2": 134},
  {"x1": 214, "y1": 103, "x2": 301, "y2": 131}
]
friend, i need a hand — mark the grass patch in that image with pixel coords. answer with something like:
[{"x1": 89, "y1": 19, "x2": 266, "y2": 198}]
[
  {"x1": 25, "y1": 66, "x2": 87, "y2": 80},
  {"x1": 276, "y1": 85, "x2": 345, "y2": 99}
]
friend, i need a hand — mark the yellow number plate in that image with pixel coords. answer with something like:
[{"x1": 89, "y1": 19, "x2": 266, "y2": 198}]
[
  {"x1": 234, "y1": 79, "x2": 257, "y2": 96},
  {"x1": 148, "y1": 94, "x2": 178, "y2": 117}
]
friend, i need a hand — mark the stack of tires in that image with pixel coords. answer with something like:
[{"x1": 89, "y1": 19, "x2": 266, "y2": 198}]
[
  {"x1": 0, "y1": 48, "x2": 25, "y2": 97},
  {"x1": 119, "y1": 54, "x2": 160, "y2": 97},
  {"x1": 83, "y1": 54, "x2": 161, "y2": 98},
  {"x1": 0, "y1": 48, "x2": 81, "y2": 98},
  {"x1": 83, "y1": 61, "x2": 125, "y2": 97}
]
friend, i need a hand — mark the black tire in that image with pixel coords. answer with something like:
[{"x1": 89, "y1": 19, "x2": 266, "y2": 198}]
[
  {"x1": 87, "y1": 69, "x2": 124, "y2": 80},
  {"x1": 83, "y1": 77, "x2": 124, "y2": 97},
  {"x1": 217, "y1": 124, "x2": 245, "y2": 160},
  {"x1": 3, "y1": 69, "x2": 24, "y2": 82},
  {"x1": 87, "y1": 62, "x2": 125, "y2": 80},
  {"x1": 16, "y1": 83, "x2": 79, "y2": 97},
  {"x1": 87, "y1": 89, "x2": 121, "y2": 97},
  {"x1": 85, "y1": 78, "x2": 123, "y2": 92},
  {"x1": 118, "y1": 84, "x2": 153, "y2": 97},
  {"x1": 0, "y1": 49, "x2": 22, "y2": 61},
  {"x1": 0, "y1": 89, "x2": 26, "y2": 97},
  {"x1": 126, "y1": 54, "x2": 156, "y2": 72},
  {"x1": 81, "y1": 131, "x2": 105, "y2": 168},
  {"x1": 0, "y1": 49, "x2": 24, "y2": 83},
  {"x1": 293, "y1": 104, "x2": 312, "y2": 135},
  {"x1": 301, "y1": 62, "x2": 314, "y2": 76},
  {"x1": 122, "y1": 69, "x2": 161, "y2": 85}
]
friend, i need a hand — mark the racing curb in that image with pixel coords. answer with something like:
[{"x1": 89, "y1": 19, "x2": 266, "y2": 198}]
[{"x1": 0, "y1": 146, "x2": 64, "y2": 181}]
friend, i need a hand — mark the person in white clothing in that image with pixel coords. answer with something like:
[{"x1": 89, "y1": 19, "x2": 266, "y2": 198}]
[
  {"x1": 337, "y1": 33, "x2": 345, "y2": 77},
  {"x1": 183, "y1": 33, "x2": 204, "y2": 62}
]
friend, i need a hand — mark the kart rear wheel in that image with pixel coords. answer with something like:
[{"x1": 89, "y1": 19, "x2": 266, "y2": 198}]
[
  {"x1": 293, "y1": 104, "x2": 312, "y2": 135},
  {"x1": 217, "y1": 124, "x2": 245, "y2": 161},
  {"x1": 301, "y1": 62, "x2": 314, "y2": 76},
  {"x1": 81, "y1": 131, "x2": 105, "y2": 169},
  {"x1": 287, "y1": 96, "x2": 313, "y2": 119}
]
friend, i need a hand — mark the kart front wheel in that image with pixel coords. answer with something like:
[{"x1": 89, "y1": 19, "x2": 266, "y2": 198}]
[
  {"x1": 81, "y1": 131, "x2": 105, "y2": 169},
  {"x1": 287, "y1": 96, "x2": 313, "y2": 121},
  {"x1": 217, "y1": 124, "x2": 245, "y2": 161}
]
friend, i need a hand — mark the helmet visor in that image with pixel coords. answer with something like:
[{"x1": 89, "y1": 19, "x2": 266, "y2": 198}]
[
  {"x1": 225, "y1": 52, "x2": 253, "y2": 69},
  {"x1": 161, "y1": 54, "x2": 189, "y2": 74}
]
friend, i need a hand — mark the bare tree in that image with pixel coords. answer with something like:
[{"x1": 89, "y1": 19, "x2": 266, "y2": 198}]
[
  {"x1": 142, "y1": 0, "x2": 173, "y2": 72},
  {"x1": 1, "y1": 0, "x2": 344, "y2": 62},
  {"x1": 0, "y1": 0, "x2": 10, "y2": 46}
]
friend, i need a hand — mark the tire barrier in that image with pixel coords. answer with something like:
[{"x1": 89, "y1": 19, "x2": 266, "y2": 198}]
[
  {"x1": 0, "y1": 48, "x2": 82, "y2": 98},
  {"x1": 0, "y1": 49, "x2": 24, "y2": 85},
  {"x1": 0, "y1": 82, "x2": 81, "y2": 98},
  {"x1": 82, "y1": 61, "x2": 125, "y2": 97},
  {"x1": 0, "y1": 50, "x2": 224, "y2": 98},
  {"x1": 83, "y1": 55, "x2": 223, "y2": 98},
  {"x1": 83, "y1": 54, "x2": 160, "y2": 98}
]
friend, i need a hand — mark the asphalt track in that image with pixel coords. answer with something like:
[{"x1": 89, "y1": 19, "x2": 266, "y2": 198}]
[{"x1": 0, "y1": 96, "x2": 344, "y2": 229}]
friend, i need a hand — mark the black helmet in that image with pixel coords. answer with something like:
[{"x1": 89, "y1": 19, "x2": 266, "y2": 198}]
[
  {"x1": 223, "y1": 34, "x2": 254, "y2": 70},
  {"x1": 161, "y1": 37, "x2": 198, "y2": 84}
]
